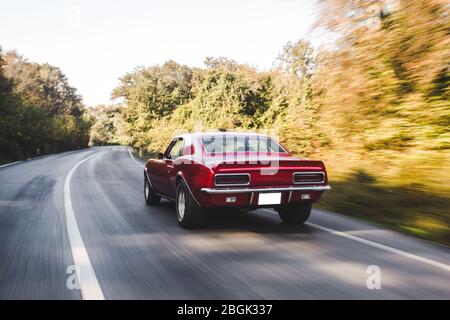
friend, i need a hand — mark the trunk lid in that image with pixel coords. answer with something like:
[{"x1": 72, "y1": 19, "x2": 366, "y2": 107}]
[{"x1": 205, "y1": 153, "x2": 327, "y2": 187}]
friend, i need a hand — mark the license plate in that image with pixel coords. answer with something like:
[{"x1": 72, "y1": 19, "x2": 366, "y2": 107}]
[{"x1": 258, "y1": 192, "x2": 281, "y2": 205}]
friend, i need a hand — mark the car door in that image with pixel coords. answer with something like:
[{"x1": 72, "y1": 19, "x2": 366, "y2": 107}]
[
  {"x1": 159, "y1": 138, "x2": 184, "y2": 198},
  {"x1": 148, "y1": 141, "x2": 174, "y2": 195}
]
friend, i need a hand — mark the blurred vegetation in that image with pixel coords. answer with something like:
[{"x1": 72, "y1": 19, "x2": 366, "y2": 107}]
[
  {"x1": 310, "y1": 0, "x2": 449, "y2": 245},
  {"x1": 87, "y1": 104, "x2": 129, "y2": 146},
  {"x1": 101, "y1": 0, "x2": 449, "y2": 244},
  {"x1": 0, "y1": 50, "x2": 91, "y2": 163}
]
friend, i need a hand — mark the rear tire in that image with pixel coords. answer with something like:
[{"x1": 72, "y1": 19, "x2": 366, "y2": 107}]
[
  {"x1": 277, "y1": 203, "x2": 312, "y2": 224},
  {"x1": 144, "y1": 176, "x2": 161, "y2": 205},
  {"x1": 176, "y1": 180, "x2": 205, "y2": 229}
]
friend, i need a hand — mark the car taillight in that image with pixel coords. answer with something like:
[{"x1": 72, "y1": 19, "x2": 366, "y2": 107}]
[
  {"x1": 214, "y1": 174, "x2": 250, "y2": 186},
  {"x1": 293, "y1": 172, "x2": 324, "y2": 184}
]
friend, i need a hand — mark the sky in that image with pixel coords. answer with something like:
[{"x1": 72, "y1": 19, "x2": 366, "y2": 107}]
[{"x1": 0, "y1": 0, "x2": 317, "y2": 106}]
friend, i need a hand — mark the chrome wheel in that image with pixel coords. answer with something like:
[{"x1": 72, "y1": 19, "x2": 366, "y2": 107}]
[
  {"x1": 177, "y1": 189, "x2": 186, "y2": 221},
  {"x1": 176, "y1": 181, "x2": 205, "y2": 228},
  {"x1": 144, "y1": 180, "x2": 150, "y2": 199},
  {"x1": 144, "y1": 176, "x2": 161, "y2": 206}
]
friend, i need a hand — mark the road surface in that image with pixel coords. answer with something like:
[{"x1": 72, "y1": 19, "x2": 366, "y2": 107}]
[{"x1": 0, "y1": 146, "x2": 449, "y2": 299}]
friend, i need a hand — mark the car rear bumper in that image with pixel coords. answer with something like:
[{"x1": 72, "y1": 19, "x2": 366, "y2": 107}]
[
  {"x1": 200, "y1": 185, "x2": 331, "y2": 194},
  {"x1": 198, "y1": 185, "x2": 330, "y2": 207}
]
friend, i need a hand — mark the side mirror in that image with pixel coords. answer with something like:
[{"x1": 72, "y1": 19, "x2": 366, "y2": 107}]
[{"x1": 157, "y1": 152, "x2": 164, "y2": 160}]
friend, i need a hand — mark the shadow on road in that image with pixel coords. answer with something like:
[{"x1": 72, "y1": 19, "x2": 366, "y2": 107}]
[{"x1": 148, "y1": 199, "x2": 317, "y2": 236}]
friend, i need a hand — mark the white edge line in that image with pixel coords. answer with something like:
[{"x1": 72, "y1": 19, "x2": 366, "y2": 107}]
[
  {"x1": 307, "y1": 222, "x2": 450, "y2": 273},
  {"x1": 0, "y1": 149, "x2": 89, "y2": 169},
  {"x1": 128, "y1": 148, "x2": 144, "y2": 168},
  {"x1": 64, "y1": 151, "x2": 105, "y2": 300},
  {"x1": 0, "y1": 160, "x2": 23, "y2": 168},
  {"x1": 261, "y1": 208, "x2": 450, "y2": 273}
]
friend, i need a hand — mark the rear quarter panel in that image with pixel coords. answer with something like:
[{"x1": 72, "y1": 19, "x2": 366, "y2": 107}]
[{"x1": 176, "y1": 156, "x2": 213, "y2": 206}]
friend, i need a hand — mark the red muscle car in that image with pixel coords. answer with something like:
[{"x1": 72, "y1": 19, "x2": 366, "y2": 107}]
[{"x1": 144, "y1": 132, "x2": 330, "y2": 228}]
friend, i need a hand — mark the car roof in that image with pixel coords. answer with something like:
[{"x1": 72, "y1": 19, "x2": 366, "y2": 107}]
[{"x1": 173, "y1": 131, "x2": 274, "y2": 140}]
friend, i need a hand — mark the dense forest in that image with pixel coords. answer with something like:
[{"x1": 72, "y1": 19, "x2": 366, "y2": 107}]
[
  {"x1": 91, "y1": 0, "x2": 449, "y2": 244},
  {"x1": 0, "y1": 49, "x2": 91, "y2": 163}
]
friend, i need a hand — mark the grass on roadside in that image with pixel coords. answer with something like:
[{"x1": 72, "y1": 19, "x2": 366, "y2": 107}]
[{"x1": 319, "y1": 169, "x2": 450, "y2": 246}]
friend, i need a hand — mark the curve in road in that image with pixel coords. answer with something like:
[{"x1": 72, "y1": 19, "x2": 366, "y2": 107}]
[{"x1": 0, "y1": 146, "x2": 449, "y2": 299}]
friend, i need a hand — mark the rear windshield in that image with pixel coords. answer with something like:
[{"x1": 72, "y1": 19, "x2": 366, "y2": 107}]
[{"x1": 201, "y1": 135, "x2": 287, "y2": 153}]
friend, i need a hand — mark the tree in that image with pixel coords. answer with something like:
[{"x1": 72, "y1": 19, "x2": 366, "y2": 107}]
[{"x1": 0, "y1": 49, "x2": 91, "y2": 163}]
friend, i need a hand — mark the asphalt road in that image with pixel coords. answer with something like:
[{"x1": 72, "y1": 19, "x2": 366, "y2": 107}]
[{"x1": 0, "y1": 146, "x2": 449, "y2": 299}]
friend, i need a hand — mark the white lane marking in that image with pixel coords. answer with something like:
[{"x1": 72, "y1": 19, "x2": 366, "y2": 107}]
[
  {"x1": 307, "y1": 222, "x2": 450, "y2": 273},
  {"x1": 128, "y1": 148, "x2": 144, "y2": 168},
  {"x1": 262, "y1": 208, "x2": 450, "y2": 273},
  {"x1": 64, "y1": 152, "x2": 105, "y2": 300},
  {"x1": 0, "y1": 149, "x2": 90, "y2": 169},
  {"x1": 0, "y1": 160, "x2": 23, "y2": 168}
]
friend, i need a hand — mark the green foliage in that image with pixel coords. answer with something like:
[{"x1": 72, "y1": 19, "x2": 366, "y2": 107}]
[
  {"x1": 0, "y1": 50, "x2": 91, "y2": 163},
  {"x1": 88, "y1": 104, "x2": 128, "y2": 146},
  {"x1": 179, "y1": 59, "x2": 271, "y2": 129}
]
